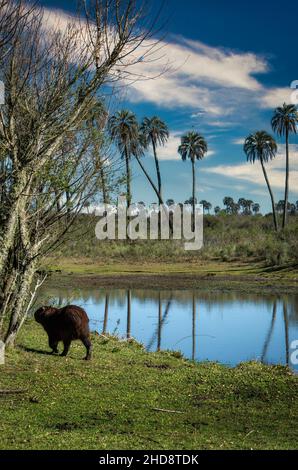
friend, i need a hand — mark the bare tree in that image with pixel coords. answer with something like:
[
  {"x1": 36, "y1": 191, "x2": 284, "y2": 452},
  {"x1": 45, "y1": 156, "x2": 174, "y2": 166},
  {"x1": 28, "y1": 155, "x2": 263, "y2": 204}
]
[
  {"x1": 0, "y1": 0, "x2": 162, "y2": 276},
  {"x1": 0, "y1": 0, "x2": 164, "y2": 347}
]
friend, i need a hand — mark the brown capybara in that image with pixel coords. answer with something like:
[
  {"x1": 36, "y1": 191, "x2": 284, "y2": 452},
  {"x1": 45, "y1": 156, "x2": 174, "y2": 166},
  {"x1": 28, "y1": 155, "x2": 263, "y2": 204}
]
[{"x1": 34, "y1": 305, "x2": 92, "y2": 360}]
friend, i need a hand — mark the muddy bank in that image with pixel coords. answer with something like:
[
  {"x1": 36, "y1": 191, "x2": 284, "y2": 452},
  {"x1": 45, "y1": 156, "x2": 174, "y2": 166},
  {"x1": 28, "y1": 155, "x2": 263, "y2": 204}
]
[{"x1": 45, "y1": 271, "x2": 298, "y2": 294}]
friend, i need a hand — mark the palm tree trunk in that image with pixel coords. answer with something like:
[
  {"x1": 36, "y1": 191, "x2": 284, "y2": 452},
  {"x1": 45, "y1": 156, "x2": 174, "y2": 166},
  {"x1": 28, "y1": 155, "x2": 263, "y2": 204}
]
[
  {"x1": 283, "y1": 128, "x2": 289, "y2": 229},
  {"x1": 124, "y1": 147, "x2": 131, "y2": 208},
  {"x1": 192, "y1": 158, "x2": 196, "y2": 232},
  {"x1": 152, "y1": 139, "x2": 162, "y2": 238},
  {"x1": 260, "y1": 158, "x2": 278, "y2": 231},
  {"x1": 152, "y1": 139, "x2": 162, "y2": 198},
  {"x1": 134, "y1": 154, "x2": 173, "y2": 232}
]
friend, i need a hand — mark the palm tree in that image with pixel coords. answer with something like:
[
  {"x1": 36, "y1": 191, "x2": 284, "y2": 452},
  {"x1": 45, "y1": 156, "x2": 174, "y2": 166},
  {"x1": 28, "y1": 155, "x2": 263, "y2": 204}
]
[
  {"x1": 238, "y1": 198, "x2": 246, "y2": 214},
  {"x1": 252, "y1": 203, "x2": 260, "y2": 215},
  {"x1": 214, "y1": 206, "x2": 221, "y2": 215},
  {"x1": 178, "y1": 132, "x2": 208, "y2": 231},
  {"x1": 271, "y1": 103, "x2": 298, "y2": 228},
  {"x1": 108, "y1": 110, "x2": 139, "y2": 208},
  {"x1": 244, "y1": 131, "x2": 278, "y2": 231},
  {"x1": 244, "y1": 199, "x2": 254, "y2": 215},
  {"x1": 200, "y1": 200, "x2": 212, "y2": 214},
  {"x1": 140, "y1": 117, "x2": 169, "y2": 198}
]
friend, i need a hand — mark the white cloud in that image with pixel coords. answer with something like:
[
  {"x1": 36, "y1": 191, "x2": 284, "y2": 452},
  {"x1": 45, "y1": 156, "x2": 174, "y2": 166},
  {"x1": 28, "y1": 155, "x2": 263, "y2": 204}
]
[
  {"x1": 261, "y1": 87, "x2": 292, "y2": 108},
  {"x1": 232, "y1": 138, "x2": 245, "y2": 145},
  {"x1": 39, "y1": 6, "x2": 295, "y2": 121},
  {"x1": 202, "y1": 145, "x2": 298, "y2": 193},
  {"x1": 126, "y1": 38, "x2": 270, "y2": 114}
]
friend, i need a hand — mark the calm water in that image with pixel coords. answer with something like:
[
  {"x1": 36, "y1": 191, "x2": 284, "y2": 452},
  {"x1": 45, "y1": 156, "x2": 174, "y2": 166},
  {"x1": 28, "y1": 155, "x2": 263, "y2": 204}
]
[{"x1": 37, "y1": 287, "x2": 298, "y2": 372}]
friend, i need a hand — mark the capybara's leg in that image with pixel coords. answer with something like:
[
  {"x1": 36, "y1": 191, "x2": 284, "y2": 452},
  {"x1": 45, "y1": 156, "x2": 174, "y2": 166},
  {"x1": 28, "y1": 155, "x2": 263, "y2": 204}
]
[
  {"x1": 49, "y1": 337, "x2": 59, "y2": 354},
  {"x1": 61, "y1": 340, "x2": 71, "y2": 357},
  {"x1": 81, "y1": 336, "x2": 92, "y2": 360}
]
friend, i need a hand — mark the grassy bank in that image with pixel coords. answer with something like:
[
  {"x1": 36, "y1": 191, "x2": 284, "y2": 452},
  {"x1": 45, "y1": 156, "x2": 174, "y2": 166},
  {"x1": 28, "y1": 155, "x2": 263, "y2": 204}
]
[
  {"x1": 0, "y1": 321, "x2": 297, "y2": 450},
  {"x1": 46, "y1": 213, "x2": 298, "y2": 266},
  {"x1": 43, "y1": 214, "x2": 298, "y2": 292}
]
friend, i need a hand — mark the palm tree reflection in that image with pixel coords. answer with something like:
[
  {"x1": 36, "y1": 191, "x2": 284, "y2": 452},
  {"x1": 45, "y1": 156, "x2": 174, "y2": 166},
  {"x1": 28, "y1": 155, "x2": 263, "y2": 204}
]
[
  {"x1": 127, "y1": 290, "x2": 131, "y2": 339},
  {"x1": 192, "y1": 293, "x2": 196, "y2": 361},
  {"x1": 147, "y1": 294, "x2": 173, "y2": 351},
  {"x1": 261, "y1": 301, "x2": 277, "y2": 363},
  {"x1": 102, "y1": 294, "x2": 109, "y2": 334},
  {"x1": 283, "y1": 302, "x2": 289, "y2": 366}
]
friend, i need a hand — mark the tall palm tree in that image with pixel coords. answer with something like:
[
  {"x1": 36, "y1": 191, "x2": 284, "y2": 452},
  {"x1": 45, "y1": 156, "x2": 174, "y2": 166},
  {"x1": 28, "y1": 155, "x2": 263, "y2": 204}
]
[
  {"x1": 178, "y1": 132, "x2": 208, "y2": 231},
  {"x1": 271, "y1": 103, "x2": 298, "y2": 228},
  {"x1": 140, "y1": 117, "x2": 169, "y2": 198},
  {"x1": 244, "y1": 131, "x2": 278, "y2": 231},
  {"x1": 108, "y1": 110, "x2": 139, "y2": 207}
]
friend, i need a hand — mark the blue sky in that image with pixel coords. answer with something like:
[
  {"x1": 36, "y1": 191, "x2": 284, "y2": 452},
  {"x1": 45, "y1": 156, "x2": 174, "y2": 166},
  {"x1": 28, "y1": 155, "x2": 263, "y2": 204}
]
[{"x1": 40, "y1": 0, "x2": 298, "y2": 212}]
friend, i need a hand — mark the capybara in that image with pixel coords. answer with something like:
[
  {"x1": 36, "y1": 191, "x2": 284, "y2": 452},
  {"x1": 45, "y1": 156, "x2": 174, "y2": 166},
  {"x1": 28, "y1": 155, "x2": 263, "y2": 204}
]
[{"x1": 34, "y1": 305, "x2": 92, "y2": 360}]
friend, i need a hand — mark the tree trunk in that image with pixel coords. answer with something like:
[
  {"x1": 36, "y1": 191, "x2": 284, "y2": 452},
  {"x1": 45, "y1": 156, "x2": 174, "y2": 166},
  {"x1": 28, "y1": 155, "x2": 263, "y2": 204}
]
[
  {"x1": 260, "y1": 158, "x2": 278, "y2": 231},
  {"x1": 192, "y1": 159, "x2": 196, "y2": 232},
  {"x1": 0, "y1": 170, "x2": 29, "y2": 275},
  {"x1": 65, "y1": 188, "x2": 71, "y2": 221},
  {"x1": 124, "y1": 147, "x2": 131, "y2": 208},
  {"x1": 152, "y1": 139, "x2": 162, "y2": 238},
  {"x1": 283, "y1": 128, "x2": 289, "y2": 229},
  {"x1": 100, "y1": 166, "x2": 109, "y2": 205},
  {"x1": 152, "y1": 139, "x2": 162, "y2": 198},
  {"x1": 134, "y1": 154, "x2": 173, "y2": 233},
  {"x1": 4, "y1": 262, "x2": 36, "y2": 347},
  {"x1": 0, "y1": 269, "x2": 18, "y2": 335}
]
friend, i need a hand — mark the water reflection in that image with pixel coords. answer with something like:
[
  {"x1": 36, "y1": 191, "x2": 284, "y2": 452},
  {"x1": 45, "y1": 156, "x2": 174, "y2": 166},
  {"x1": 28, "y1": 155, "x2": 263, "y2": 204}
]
[
  {"x1": 102, "y1": 294, "x2": 109, "y2": 334},
  {"x1": 37, "y1": 286, "x2": 298, "y2": 371},
  {"x1": 261, "y1": 301, "x2": 277, "y2": 363}
]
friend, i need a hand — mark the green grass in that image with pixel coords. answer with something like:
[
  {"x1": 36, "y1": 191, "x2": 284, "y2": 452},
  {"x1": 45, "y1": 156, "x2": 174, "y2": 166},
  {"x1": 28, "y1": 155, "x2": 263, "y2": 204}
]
[
  {"x1": 0, "y1": 321, "x2": 297, "y2": 450},
  {"x1": 47, "y1": 213, "x2": 298, "y2": 267}
]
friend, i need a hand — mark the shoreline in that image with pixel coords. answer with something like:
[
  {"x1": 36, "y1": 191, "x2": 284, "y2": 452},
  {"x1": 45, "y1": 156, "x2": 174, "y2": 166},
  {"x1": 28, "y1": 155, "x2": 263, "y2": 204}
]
[{"x1": 43, "y1": 259, "x2": 298, "y2": 294}]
